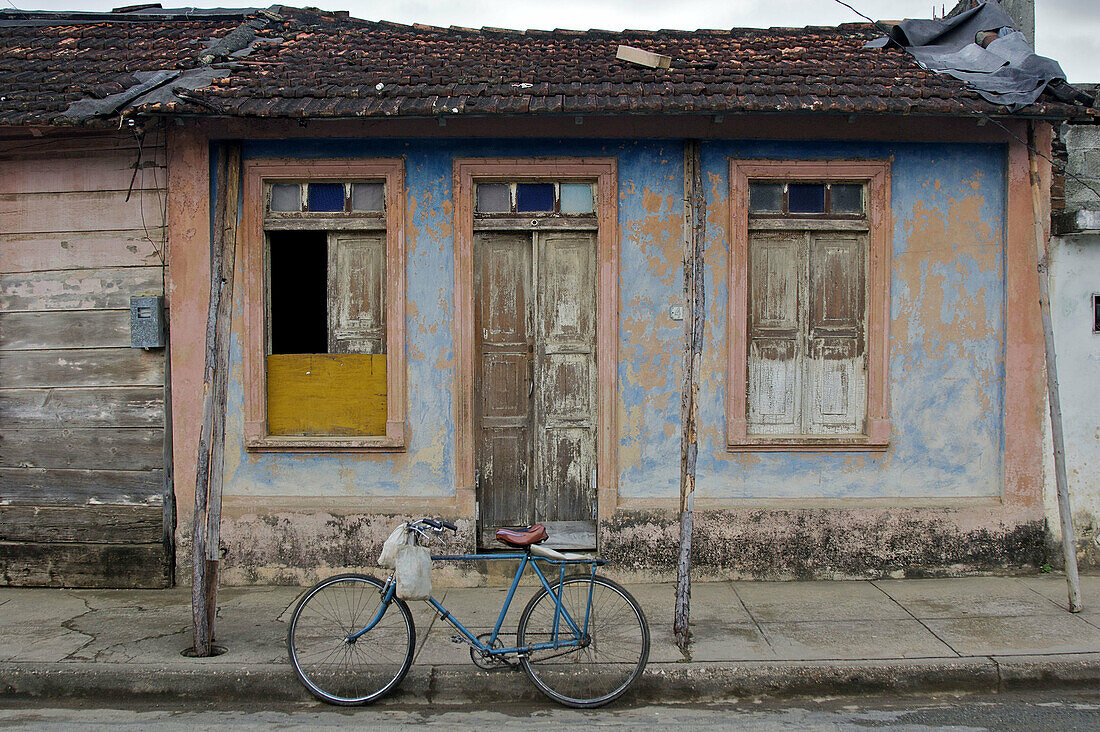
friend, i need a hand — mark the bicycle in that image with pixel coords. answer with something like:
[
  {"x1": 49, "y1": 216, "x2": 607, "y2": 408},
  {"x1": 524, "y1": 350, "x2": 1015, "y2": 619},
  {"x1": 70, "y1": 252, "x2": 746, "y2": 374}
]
[{"x1": 287, "y1": 517, "x2": 650, "y2": 708}]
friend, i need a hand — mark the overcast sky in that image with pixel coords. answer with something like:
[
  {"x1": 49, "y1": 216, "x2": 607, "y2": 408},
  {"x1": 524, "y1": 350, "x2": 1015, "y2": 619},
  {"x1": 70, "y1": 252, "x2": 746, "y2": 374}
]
[{"x1": 11, "y1": 0, "x2": 1098, "y2": 82}]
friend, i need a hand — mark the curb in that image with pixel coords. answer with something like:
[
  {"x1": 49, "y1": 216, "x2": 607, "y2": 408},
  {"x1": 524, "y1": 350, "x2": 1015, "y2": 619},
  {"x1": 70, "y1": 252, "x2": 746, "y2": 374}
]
[{"x1": 5, "y1": 655, "x2": 1100, "y2": 705}]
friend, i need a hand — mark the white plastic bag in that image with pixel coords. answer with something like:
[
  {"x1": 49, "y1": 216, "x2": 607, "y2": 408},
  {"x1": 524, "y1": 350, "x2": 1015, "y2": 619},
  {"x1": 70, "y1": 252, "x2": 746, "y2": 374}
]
[
  {"x1": 394, "y1": 544, "x2": 432, "y2": 600},
  {"x1": 378, "y1": 522, "x2": 410, "y2": 569}
]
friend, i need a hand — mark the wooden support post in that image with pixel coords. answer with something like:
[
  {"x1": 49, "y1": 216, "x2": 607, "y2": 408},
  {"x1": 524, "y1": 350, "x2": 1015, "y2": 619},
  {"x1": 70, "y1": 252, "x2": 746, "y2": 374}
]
[
  {"x1": 1027, "y1": 123, "x2": 1082, "y2": 613},
  {"x1": 191, "y1": 142, "x2": 242, "y2": 656},
  {"x1": 674, "y1": 140, "x2": 706, "y2": 651}
]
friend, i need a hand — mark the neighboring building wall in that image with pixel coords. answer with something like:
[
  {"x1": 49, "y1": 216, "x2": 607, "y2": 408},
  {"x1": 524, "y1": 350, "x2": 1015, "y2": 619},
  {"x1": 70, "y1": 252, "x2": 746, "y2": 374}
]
[
  {"x1": 1047, "y1": 119, "x2": 1100, "y2": 567},
  {"x1": 0, "y1": 130, "x2": 171, "y2": 587},
  {"x1": 167, "y1": 118, "x2": 1048, "y2": 585}
]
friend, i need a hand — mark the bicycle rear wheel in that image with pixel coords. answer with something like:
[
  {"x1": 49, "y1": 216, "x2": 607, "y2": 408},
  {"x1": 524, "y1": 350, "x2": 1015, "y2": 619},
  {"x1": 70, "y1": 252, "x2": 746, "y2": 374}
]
[
  {"x1": 516, "y1": 575, "x2": 649, "y2": 708},
  {"x1": 287, "y1": 573, "x2": 415, "y2": 705}
]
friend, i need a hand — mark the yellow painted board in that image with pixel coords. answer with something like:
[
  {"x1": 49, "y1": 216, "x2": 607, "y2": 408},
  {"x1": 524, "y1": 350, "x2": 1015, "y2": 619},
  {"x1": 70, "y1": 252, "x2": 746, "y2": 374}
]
[{"x1": 267, "y1": 353, "x2": 386, "y2": 436}]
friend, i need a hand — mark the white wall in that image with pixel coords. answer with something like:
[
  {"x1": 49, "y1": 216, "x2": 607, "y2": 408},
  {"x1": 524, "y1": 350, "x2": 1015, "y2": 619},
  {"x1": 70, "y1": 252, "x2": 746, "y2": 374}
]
[{"x1": 1046, "y1": 232, "x2": 1100, "y2": 563}]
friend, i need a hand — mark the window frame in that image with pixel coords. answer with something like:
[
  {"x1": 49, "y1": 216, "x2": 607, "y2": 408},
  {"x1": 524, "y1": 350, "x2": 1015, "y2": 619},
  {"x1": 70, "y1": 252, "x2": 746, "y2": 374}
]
[
  {"x1": 241, "y1": 158, "x2": 407, "y2": 451},
  {"x1": 727, "y1": 159, "x2": 892, "y2": 451}
]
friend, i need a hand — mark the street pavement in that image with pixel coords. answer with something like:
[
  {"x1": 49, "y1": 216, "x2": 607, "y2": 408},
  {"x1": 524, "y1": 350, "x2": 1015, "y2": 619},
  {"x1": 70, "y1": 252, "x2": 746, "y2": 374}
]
[
  {"x1": 4, "y1": 689, "x2": 1100, "y2": 729},
  {"x1": 3, "y1": 574, "x2": 1100, "y2": 705}
]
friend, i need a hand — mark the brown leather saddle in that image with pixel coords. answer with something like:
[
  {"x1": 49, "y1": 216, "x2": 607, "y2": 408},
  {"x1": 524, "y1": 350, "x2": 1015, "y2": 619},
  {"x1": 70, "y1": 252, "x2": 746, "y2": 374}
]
[{"x1": 494, "y1": 523, "x2": 549, "y2": 547}]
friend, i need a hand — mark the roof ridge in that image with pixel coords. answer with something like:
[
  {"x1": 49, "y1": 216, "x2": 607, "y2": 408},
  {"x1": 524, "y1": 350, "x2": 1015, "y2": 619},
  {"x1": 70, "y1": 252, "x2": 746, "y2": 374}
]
[{"x1": 0, "y1": 4, "x2": 1080, "y2": 127}]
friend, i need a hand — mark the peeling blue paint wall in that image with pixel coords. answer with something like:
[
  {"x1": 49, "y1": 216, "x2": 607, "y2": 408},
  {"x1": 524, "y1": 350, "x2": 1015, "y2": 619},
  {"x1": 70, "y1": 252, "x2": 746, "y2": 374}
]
[{"x1": 218, "y1": 138, "x2": 1007, "y2": 504}]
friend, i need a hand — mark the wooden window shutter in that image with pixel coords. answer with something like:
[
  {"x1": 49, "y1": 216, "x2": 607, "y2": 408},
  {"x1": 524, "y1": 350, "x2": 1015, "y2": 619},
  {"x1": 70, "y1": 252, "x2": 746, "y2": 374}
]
[
  {"x1": 747, "y1": 232, "x2": 801, "y2": 434},
  {"x1": 805, "y1": 232, "x2": 867, "y2": 434},
  {"x1": 327, "y1": 232, "x2": 386, "y2": 355}
]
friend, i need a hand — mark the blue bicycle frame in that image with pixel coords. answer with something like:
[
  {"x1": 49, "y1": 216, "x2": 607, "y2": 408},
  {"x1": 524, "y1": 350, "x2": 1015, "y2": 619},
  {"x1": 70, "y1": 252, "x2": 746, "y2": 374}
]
[{"x1": 348, "y1": 550, "x2": 606, "y2": 658}]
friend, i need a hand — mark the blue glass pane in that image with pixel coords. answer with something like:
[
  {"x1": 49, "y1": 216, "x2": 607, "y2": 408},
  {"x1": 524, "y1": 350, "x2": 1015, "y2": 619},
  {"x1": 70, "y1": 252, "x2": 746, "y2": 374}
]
[
  {"x1": 516, "y1": 183, "x2": 554, "y2": 212},
  {"x1": 308, "y1": 183, "x2": 345, "y2": 212},
  {"x1": 560, "y1": 183, "x2": 594, "y2": 214},
  {"x1": 788, "y1": 183, "x2": 825, "y2": 213}
]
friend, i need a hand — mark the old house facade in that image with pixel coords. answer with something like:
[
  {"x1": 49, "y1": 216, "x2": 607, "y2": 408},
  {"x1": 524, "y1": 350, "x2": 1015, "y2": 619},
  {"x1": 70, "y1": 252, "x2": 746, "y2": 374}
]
[{"x1": 0, "y1": 5, "x2": 1087, "y2": 587}]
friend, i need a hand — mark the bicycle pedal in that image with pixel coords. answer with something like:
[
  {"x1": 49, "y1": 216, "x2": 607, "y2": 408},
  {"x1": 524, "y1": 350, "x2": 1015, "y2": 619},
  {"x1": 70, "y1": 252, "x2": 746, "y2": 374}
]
[{"x1": 450, "y1": 635, "x2": 466, "y2": 645}]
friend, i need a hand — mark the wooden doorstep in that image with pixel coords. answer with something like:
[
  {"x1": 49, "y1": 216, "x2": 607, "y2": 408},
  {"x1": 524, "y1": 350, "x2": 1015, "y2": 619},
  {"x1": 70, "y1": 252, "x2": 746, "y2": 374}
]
[{"x1": 479, "y1": 520, "x2": 596, "y2": 551}]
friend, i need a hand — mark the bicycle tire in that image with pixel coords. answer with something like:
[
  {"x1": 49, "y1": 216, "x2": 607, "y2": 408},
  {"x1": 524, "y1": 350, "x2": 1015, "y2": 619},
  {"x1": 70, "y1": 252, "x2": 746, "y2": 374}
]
[
  {"x1": 287, "y1": 573, "x2": 415, "y2": 705},
  {"x1": 516, "y1": 575, "x2": 649, "y2": 708}
]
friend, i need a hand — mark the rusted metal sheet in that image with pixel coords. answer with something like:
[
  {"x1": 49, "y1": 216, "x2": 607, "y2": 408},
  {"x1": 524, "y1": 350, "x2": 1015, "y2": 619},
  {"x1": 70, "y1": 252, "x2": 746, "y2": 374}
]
[{"x1": 747, "y1": 230, "x2": 868, "y2": 435}]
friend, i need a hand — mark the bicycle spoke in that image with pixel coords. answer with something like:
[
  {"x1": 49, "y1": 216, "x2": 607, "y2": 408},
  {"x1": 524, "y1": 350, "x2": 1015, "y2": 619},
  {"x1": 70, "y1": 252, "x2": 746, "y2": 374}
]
[
  {"x1": 288, "y1": 575, "x2": 415, "y2": 705},
  {"x1": 517, "y1": 576, "x2": 649, "y2": 708}
]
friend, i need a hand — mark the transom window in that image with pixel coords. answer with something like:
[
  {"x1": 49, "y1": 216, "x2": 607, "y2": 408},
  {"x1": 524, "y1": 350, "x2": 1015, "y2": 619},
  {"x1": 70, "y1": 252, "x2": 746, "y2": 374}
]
[
  {"x1": 749, "y1": 181, "x2": 864, "y2": 216},
  {"x1": 475, "y1": 181, "x2": 596, "y2": 215},
  {"x1": 267, "y1": 181, "x2": 385, "y2": 215}
]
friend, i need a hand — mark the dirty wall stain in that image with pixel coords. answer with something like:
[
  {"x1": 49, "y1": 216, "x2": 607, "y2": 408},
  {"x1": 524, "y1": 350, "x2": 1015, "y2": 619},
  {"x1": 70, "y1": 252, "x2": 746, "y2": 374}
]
[{"x1": 600, "y1": 508, "x2": 1046, "y2": 579}]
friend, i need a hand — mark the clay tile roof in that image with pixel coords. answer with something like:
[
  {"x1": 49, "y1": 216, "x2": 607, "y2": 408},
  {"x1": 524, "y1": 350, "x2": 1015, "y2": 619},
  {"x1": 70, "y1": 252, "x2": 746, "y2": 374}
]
[{"x1": 0, "y1": 5, "x2": 1081, "y2": 126}]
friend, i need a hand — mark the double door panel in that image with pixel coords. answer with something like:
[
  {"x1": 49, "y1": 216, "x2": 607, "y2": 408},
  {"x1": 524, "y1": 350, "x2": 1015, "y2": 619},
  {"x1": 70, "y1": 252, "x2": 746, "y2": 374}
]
[{"x1": 475, "y1": 231, "x2": 597, "y2": 548}]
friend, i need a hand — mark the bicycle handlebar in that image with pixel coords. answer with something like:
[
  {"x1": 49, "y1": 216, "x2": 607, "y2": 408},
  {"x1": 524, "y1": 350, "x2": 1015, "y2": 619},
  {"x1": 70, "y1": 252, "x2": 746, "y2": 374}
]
[{"x1": 419, "y1": 518, "x2": 458, "y2": 532}]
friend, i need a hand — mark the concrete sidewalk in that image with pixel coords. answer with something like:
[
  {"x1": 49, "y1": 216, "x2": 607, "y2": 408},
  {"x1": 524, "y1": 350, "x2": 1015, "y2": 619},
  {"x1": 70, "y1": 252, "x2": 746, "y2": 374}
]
[{"x1": 4, "y1": 574, "x2": 1100, "y2": 705}]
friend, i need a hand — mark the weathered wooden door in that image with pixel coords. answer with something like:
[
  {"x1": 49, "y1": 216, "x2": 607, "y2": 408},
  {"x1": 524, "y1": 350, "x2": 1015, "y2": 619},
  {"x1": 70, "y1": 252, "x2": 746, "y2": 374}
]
[{"x1": 474, "y1": 231, "x2": 597, "y2": 548}]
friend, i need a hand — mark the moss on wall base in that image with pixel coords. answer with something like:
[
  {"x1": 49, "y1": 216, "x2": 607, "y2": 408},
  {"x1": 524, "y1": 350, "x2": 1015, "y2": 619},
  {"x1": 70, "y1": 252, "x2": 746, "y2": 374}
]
[
  {"x1": 600, "y1": 509, "x2": 1048, "y2": 580},
  {"x1": 193, "y1": 507, "x2": 1049, "y2": 586}
]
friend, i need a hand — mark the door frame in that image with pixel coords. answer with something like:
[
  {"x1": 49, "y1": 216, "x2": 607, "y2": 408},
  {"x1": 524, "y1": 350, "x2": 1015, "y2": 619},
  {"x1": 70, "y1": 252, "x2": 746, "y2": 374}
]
[{"x1": 453, "y1": 158, "x2": 619, "y2": 546}]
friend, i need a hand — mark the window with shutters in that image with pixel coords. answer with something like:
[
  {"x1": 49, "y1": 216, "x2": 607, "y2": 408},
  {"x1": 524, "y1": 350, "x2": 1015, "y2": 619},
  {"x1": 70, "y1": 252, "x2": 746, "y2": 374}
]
[
  {"x1": 727, "y1": 160, "x2": 892, "y2": 451},
  {"x1": 241, "y1": 160, "x2": 406, "y2": 451}
]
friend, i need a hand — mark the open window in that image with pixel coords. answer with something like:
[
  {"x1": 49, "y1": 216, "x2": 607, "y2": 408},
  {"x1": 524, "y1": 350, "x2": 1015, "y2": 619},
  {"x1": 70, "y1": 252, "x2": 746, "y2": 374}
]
[
  {"x1": 242, "y1": 161, "x2": 406, "y2": 450},
  {"x1": 727, "y1": 160, "x2": 891, "y2": 450}
]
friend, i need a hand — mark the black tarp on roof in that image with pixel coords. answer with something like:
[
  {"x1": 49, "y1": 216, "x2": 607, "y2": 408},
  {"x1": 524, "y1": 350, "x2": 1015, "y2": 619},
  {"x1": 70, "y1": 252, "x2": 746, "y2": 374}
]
[{"x1": 866, "y1": 0, "x2": 1076, "y2": 111}]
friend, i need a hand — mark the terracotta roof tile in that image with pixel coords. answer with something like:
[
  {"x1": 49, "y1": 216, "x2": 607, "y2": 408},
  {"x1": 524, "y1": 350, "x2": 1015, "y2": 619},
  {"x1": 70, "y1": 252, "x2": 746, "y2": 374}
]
[{"x1": 0, "y1": 5, "x2": 1081, "y2": 126}]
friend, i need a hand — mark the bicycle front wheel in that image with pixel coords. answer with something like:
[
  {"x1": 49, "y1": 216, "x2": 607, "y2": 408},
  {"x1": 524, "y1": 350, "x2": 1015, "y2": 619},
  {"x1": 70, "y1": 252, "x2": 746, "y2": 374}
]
[
  {"x1": 287, "y1": 573, "x2": 415, "y2": 705},
  {"x1": 516, "y1": 575, "x2": 649, "y2": 708}
]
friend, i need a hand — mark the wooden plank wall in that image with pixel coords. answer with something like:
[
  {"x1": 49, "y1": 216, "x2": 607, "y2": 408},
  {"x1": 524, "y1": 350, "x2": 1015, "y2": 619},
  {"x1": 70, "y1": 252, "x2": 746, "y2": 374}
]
[{"x1": 0, "y1": 131, "x2": 170, "y2": 588}]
